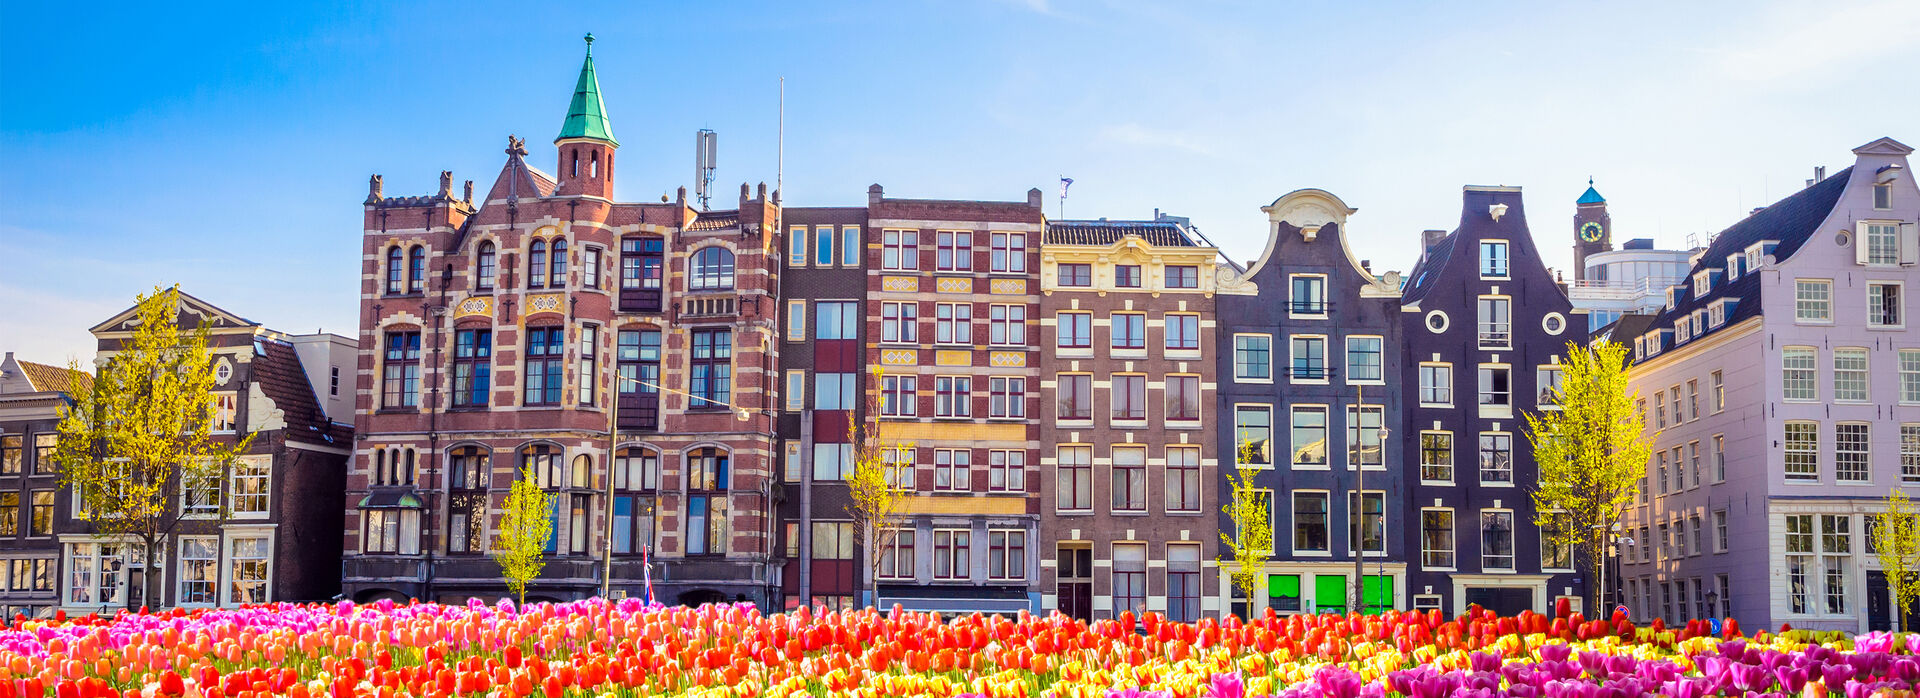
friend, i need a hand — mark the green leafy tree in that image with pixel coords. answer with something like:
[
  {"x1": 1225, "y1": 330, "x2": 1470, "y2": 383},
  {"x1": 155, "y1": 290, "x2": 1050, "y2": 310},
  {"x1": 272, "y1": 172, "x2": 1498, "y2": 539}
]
[
  {"x1": 50, "y1": 286, "x2": 253, "y2": 610},
  {"x1": 1875, "y1": 488, "x2": 1920, "y2": 631},
  {"x1": 1219, "y1": 439, "x2": 1272, "y2": 617},
  {"x1": 847, "y1": 369, "x2": 915, "y2": 609},
  {"x1": 1527, "y1": 340, "x2": 1654, "y2": 614},
  {"x1": 496, "y1": 466, "x2": 554, "y2": 605}
]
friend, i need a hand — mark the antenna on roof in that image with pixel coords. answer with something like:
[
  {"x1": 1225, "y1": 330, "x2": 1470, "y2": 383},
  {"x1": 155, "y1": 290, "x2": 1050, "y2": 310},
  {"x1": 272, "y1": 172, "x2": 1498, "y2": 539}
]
[{"x1": 694, "y1": 129, "x2": 717, "y2": 211}]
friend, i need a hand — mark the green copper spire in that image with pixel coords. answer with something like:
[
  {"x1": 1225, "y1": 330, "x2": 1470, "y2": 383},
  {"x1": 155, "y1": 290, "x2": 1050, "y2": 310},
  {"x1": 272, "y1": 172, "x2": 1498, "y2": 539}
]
[{"x1": 556, "y1": 33, "x2": 618, "y2": 146}]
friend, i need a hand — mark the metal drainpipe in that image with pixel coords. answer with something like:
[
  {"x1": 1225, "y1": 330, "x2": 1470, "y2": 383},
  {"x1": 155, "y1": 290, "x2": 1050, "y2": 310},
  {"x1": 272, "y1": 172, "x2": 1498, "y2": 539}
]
[
  {"x1": 799, "y1": 410, "x2": 814, "y2": 606},
  {"x1": 423, "y1": 263, "x2": 451, "y2": 600}
]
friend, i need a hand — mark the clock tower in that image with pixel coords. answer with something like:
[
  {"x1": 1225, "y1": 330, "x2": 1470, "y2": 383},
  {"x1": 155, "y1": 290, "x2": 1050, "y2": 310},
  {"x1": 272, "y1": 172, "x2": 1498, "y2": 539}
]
[{"x1": 1573, "y1": 178, "x2": 1610, "y2": 281}]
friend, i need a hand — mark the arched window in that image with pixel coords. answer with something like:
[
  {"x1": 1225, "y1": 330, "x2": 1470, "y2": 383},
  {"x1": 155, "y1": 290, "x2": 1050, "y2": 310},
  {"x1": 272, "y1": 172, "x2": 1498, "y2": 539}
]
[
  {"x1": 591, "y1": 151, "x2": 599, "y2": 178},
  {"x1": 385, "y1": 247, "x2": 404, "y2": 295},
  {"x1": 571, "y1": 150, "x2": 580, "y2": 178},
  {"x1": 447, "y1": 446, "x2": 490, "y2": 554},
  {"x1": 372, "y1": 449, "x2": 386, "y2": 484},
  {"x1": 550, "y1": 239, "x2": 569, "y2": 286},
  {"x1": 476, "y1": 241, "x2": 497, "y2": 291},
  {"x1": 686, "y1": 447, "x2": 730, "y2": 555},
  {"x1": 612, "y1": 447, "x2": 660, "y2": 554},
  {"x1": 529, "y1": 240, "x2": 548, "y2": 288},
  {"x1": 690, "y1": 247, "x2": 736, "y2": 291},
  {"x1": 408, "y1": 246, "x2": 426, "y2": 293}
]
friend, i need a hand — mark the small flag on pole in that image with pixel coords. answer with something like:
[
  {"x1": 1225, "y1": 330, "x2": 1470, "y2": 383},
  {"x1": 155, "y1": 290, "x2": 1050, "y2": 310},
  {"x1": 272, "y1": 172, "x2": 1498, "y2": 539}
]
[
  {"x1": 1060, "y1": 177, "x2": 1074, "y2": 199},
  {"x1": 642, "y1": 544, "x2": 656, "y2": 605}
]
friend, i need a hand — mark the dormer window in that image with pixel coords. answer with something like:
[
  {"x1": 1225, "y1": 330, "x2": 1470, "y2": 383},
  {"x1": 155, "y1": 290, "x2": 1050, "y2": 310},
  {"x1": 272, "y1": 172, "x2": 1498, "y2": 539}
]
[
  {"x1": 1675, "y1": 320, "x2": 1690, "y2": 344},
  {"x1": 1709, "y1": 301, "x2": 1725, "y2": 328},
  {"x1": 1479, "y1": 240, "x2": 1510, "y2": 278},
  {"x1": 1725, "y1": 254, "x2": 1742, "y2": 281},
  {"x1": 1876, "y1": 183, "x2": 1894, "y2": 210},
  {"x1": 1693, "y1": 271, "x2": 1711, "y2": 297}
]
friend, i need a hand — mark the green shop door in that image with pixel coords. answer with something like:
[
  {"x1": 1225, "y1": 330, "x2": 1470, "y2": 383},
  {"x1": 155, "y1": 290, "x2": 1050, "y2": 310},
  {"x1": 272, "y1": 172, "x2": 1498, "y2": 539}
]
[
  {"x1": 1314, "y1": 575, "x2": 1347, "y2": 614},
  {"x1": 1362, "y1": 574, "x2": 1393, "y2": 614}
]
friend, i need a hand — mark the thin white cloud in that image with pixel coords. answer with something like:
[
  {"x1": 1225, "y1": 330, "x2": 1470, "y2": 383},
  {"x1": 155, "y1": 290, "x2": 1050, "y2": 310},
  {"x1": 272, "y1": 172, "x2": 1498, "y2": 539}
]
[{"x1": 1709, "y1": 0, "x2": 1920, "y2": 82}]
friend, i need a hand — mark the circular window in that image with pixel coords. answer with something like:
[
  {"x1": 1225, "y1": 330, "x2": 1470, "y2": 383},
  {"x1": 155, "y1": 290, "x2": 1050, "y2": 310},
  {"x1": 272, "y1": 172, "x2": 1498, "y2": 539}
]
[
  {"x1": 214, "y1": 361, "x2": 233, "y2": 384},
  {"x1": 1425, "y1": 310, "x2": 1450, "y2": 334},
  {"x1": 1543, "y1": 312, "x2": 1567, "y2": 335},
  {"x1": 1836, "y1": 231, "x2": 1851, "y2": 247}
]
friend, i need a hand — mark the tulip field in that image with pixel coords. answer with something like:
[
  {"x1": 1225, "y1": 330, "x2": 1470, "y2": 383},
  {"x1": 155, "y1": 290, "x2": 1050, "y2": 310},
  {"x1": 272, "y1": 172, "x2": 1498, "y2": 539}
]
[{"x1": 0, "y1": 598, "x2": 1915, "y2": 698}]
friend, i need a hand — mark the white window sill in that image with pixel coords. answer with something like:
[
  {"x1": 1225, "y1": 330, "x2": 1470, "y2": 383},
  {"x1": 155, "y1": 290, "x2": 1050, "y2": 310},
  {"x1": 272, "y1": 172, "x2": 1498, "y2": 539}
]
[{"x1": 1234, "y1": 376, "x2": 1275, "y2": 384}]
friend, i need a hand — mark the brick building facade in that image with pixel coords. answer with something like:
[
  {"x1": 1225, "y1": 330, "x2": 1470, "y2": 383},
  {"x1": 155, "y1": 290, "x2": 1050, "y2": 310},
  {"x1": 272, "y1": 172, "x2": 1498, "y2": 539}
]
[
  {"x1": 1037, "y1": 219, "x2": 1221, "y2": 622},
  {"x1": 863, "y1": 185, "x2": 1045, "y2": 613},
  {"x1": 1214, "y1": 190, "x2": 1408, "y2": 617},
  {"x1": 340, "y1": 38, "x2": 781, "y2": 606}
]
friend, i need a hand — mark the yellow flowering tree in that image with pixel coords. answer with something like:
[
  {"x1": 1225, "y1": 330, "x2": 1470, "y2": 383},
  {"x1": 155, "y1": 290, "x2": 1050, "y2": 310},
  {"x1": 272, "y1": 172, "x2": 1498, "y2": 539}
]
[
  {"x1": 50, "y1": 286, "x2": 252, "y2": 610},
  {"x1": 1875, "y1": 488, "x2": 1920, "y2": 631},
  {"x1": 1220, "y1": 439, "x2": 1271, "y2": 616},
  {"x1": 848, "y1": 367, "x2": 914, "y2": 608},
  {"x1": 496, "y1": 466, "x2": 554, "y2": 605},
  {"x1": 1527, "y1": 340, "x2": 1653, "y2": 615}
]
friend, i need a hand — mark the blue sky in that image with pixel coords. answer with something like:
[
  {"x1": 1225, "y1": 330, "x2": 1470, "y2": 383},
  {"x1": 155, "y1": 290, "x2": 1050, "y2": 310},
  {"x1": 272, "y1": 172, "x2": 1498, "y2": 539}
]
[{"x1": 4, "y1": 0, "x2": 1917, "y2": 362}]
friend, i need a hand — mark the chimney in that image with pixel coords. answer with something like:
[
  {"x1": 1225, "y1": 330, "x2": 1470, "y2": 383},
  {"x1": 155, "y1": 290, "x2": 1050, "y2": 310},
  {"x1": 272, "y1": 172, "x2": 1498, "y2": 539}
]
[
  {"x1": 1422, "y1": 229, "x2": 1447, "y2": 250},
  {"x1": 739, "y1": 183, "x2": 750, "y2": 206},
  {"x1": 868, "y1": 184, "x2": 884, "y2": 206},
  {"x1": 463, "y1": 180, "x2": 474, "y2": 203},
  {"x1": 1027, "y1": 188, "x2": 1043, "y2": 209},
  {"x1": 757, "y1": 182, "x2": 767, "y2": 201}
]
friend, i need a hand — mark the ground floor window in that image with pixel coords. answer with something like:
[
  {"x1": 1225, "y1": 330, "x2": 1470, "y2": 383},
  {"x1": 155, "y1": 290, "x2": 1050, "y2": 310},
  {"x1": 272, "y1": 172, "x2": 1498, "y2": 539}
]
[
  {"x1": 178, "y1": 538, "x2": 218, "y2": 605},
  {"x1": 1166, "y1": 544, "x2": 1201, "y2": 623},
  {"x1": 228, "y1": 537, "x2": 269, "y2": 604},
  {"x1": 362, "y1": 509, "x2": 422, "y2": 555},
  {"x1": 64, "y1": 543, "x2": 145, "y2": 608}
]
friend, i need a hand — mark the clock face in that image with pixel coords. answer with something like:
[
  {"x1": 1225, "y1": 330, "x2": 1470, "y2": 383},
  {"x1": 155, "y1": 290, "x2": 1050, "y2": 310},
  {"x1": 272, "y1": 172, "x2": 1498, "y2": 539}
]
[{"x1": 1580, "y1": 221, "x2": 1604, "y2": 242}]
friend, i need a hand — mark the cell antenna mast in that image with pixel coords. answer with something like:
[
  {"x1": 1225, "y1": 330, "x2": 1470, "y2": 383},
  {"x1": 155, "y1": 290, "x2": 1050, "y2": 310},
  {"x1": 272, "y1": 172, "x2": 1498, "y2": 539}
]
[{"x1": 695, "y1": 129, "x2": 718, "y2": 211}]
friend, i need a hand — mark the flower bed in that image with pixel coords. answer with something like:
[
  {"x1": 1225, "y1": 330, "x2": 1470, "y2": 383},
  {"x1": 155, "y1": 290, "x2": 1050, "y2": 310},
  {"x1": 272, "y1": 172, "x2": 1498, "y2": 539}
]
[{"x1": 0, "y1": 598, "x2": 1910, "y2": 697}]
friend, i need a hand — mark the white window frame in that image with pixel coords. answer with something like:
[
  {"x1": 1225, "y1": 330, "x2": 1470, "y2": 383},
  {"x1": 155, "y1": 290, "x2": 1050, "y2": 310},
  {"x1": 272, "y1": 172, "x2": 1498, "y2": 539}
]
[
  {"x1": 1288, "y1": 334, "x2": 1329, "y2": 384},
  {"x1": 176, "y1": 535, "x2": 219, "y2": 607},
  {"x1": 1288, "y1": 273, "x2": 1329, "y2": 318},
  {"x1": 1344, "y1": 335, "x2": 1385, "y2": 385},
  {"x1": 230, "y1": 456, "x2": 270, "y2": 520},
  {"x1": 1833, "y1": 347, "x2": 1870, "y2": 402},
  {"x1": 1794, "y1": 279, "x2": 1833, "y2": 323},
  {"x1": 1480, "y1": 508, "x2": 1516, "y2": 572},
  {"x1": 1782, "y1": 346, "x2": 1818, "y2": 402},
  {"x1": 1420, "y1": 507, "x2": 1456, "y2": 570},
  {"x1": 1902, "y1": 349, "x2": 1920, "y2": 405},
  {"x1": 1231, "y1": 333, "x2": 1273, "y2": 383},
  {"x1": 1784, "y1": 420, "x2": 1820, "y2": 482},
  {"x1": 1868, "y1": 281, "x2": 1906, "y2": 329},
  {"x1": 1418, "y1": 430, "x2": 1454, "y2": 484},
  {"x1": 1479, "y1": 240, "x2": 1510, "y2": 279},
  {"x1": 1290, "y1": 489, "x2": 1330, "y2": 556},
  {"x1": 1418, "y1": 362, "x2": 1453, "y2": 406}
]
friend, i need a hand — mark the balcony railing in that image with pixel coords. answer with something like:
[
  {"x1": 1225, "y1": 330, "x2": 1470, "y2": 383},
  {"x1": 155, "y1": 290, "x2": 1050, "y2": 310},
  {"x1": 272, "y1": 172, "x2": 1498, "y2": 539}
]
[{"x1": 1477, "y1": 324, "x2": 1511, "y2": 348}]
